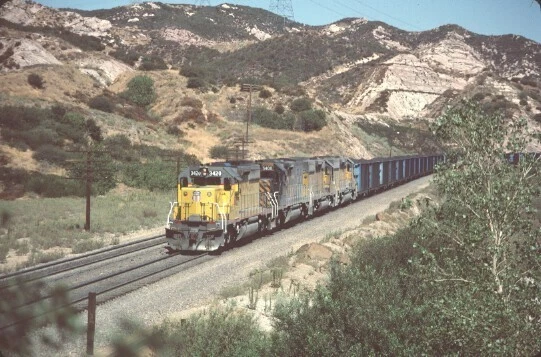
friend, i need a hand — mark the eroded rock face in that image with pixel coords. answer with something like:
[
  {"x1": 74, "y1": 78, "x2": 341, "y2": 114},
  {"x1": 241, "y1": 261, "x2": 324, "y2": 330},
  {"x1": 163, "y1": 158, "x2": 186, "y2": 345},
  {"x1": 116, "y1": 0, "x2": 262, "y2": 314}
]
[
  {"x1": 0, "y1": 38, "x2": 62, "y2": 69},
  {"x1": 416, "y1": 31, "x2": 485, "y2": 76},
  {"x1": 77, "y1": 57, "x2": 133, "y2": 86}
]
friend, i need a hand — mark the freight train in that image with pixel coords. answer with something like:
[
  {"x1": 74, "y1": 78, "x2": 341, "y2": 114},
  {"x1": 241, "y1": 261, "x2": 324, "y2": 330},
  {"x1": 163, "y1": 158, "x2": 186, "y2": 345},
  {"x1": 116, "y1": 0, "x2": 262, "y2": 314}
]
[{"x1": 165, "y1": 154, "x2": 444, "y2": 252}]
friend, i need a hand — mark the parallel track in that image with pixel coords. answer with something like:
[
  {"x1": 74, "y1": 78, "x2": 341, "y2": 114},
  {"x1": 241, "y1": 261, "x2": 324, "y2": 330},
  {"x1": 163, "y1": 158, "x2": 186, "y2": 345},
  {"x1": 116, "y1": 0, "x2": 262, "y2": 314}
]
[
  {"x1": 0, "y1": 234, "x2": 166, "y2": 290},
  {"x1": 0, "y1": 249, "x2": 211, "y2": 332}
]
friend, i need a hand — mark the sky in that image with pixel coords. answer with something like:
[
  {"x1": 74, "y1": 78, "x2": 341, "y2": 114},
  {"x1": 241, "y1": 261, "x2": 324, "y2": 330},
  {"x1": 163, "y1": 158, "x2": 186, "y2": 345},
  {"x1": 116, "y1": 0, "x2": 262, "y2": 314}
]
[{"x1": 36, "y1": 0, "x2": 541, "y2": 43}]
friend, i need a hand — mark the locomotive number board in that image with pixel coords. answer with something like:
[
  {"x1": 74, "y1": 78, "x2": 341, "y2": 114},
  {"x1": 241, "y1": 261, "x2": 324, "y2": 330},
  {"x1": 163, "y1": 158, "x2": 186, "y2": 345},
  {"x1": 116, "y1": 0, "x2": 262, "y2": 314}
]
[{"x1": 190, "y1": 168, "x2": 223, "y2": 177}]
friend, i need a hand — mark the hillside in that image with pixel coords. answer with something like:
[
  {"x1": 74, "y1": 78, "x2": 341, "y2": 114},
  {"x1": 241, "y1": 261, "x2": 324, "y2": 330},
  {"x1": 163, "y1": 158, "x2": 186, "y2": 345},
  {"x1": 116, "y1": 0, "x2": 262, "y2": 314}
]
[{"x1": 1, "y1": 0, "x2": 540, "y2": 199}]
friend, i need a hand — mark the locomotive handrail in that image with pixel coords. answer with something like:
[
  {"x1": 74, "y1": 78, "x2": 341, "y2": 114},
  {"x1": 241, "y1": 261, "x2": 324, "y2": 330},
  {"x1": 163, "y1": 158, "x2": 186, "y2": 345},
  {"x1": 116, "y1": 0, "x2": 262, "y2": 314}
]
[
  {"x1": 212, "y1": 203, "x2": 227, "y2": 234},
  {"x1": 166, "y1": 201, "x2": 178, "y2": 226},
  {"x1": 273, "y1": 192, "x2": 279, "y2": 217},
  {"x1": 266, "y1": 193, "x2": 274, "y2": 218},
  {"x1": 309, "y1": 188, "x2": 314, "y2": 214}
]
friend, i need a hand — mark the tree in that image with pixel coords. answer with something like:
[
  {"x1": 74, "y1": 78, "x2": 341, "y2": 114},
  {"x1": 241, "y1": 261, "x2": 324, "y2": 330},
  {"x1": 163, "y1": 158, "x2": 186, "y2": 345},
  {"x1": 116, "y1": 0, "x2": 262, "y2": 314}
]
[
  {"x1": 297, "y1": 109, "x2": 326, "y2": 132},
  {"x1": 122, "y1": 75, "x2": 156, "y2": 107},
  {"x1": 88, "y1": 95, "x2": 114, "y2": 113},
  {"x1": 27, "y1": 73, "x2": 44, "y2": 89},
  {"x1": 410, "y1": 101, "x2": 541, "y2": 352},
  {"x1": 86, "y1": 118, "x2": 103, "y2": 143},
  {"x1": 289, "y1": 97, "x2": 312, "y2": 112},
  {"x1": 430, "y1": 100, "x2": 540, "y2": 297}
]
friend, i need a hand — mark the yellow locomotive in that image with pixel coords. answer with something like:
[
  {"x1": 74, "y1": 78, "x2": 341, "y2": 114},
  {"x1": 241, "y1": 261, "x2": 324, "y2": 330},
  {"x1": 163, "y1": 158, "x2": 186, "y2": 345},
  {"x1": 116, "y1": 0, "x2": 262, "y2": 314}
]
[{"x1": 165, "y1": 162, "x2": 262, "y2": 251}]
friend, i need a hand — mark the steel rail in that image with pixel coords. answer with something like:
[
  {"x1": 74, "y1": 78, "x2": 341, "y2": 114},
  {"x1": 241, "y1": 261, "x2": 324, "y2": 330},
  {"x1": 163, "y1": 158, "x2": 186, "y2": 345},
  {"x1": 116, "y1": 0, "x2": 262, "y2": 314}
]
[
  {"x1": 0, "y1": 252, "x2": 210, "y2": 331},
  {"x1": 0, "y1": 235, "x2": 166, "y2": 289}
]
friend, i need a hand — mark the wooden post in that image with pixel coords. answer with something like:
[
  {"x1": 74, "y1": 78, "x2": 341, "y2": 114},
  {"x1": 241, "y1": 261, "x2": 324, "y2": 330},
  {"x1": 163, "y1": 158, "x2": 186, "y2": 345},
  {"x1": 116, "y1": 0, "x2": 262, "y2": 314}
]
[
  {"x1": 84, "y1": 151, "x2": 92, "y2": 231},
  {"x1": 87, "y1": 292, "x2": 97, "y2": 355}
]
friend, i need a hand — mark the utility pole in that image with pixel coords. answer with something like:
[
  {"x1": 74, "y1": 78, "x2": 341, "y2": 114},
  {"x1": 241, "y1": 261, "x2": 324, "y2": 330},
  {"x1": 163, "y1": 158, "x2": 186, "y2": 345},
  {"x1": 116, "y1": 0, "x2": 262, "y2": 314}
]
[
  {"x1": 67, "y1": 148, "x2": 110, "y2": 231},
  {"x1": 239, "y1": 83, "x2": 261, "y2": 160},
  {"x1": 164, "y1": 153, "x2": 185, "y2": 183}
]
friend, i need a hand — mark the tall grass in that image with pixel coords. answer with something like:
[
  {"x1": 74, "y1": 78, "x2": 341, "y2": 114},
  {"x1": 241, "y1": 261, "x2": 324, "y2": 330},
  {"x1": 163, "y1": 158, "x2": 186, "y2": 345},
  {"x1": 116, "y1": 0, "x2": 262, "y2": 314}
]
[{"x1": 0, "y1": 189, "x2": 175, "y2": 271}]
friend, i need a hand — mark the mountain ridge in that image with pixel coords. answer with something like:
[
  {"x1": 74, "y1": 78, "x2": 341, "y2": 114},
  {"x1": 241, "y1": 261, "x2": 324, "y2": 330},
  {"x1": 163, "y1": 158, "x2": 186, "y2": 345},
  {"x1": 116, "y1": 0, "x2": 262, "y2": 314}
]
[{"x1": 0, "y1": 0, "x2": 540, "y2": 168}]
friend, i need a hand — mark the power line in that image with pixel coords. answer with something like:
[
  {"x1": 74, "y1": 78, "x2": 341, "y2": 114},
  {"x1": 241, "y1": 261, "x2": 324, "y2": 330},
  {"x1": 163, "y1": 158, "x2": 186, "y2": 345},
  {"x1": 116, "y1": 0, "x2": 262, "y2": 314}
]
[
  {"x1": 307, "y1": 0, "x2": 351, "y2": 21},
  {"x1": 351, "y1": 0, "x2": 423, "y2": 31},
  {"x1": 333, "y1": 0, "x2": 374, "y2": 21},
  {"x1": 269, "y1": 0, "x2": 295, "y2": 25}
]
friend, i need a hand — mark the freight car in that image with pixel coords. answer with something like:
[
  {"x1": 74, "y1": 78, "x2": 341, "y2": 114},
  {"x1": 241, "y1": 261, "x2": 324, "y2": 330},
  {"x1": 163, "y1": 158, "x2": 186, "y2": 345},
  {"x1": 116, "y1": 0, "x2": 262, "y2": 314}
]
[{"x1": 165, "y1": 154, "x2": 444, "y2": 252}]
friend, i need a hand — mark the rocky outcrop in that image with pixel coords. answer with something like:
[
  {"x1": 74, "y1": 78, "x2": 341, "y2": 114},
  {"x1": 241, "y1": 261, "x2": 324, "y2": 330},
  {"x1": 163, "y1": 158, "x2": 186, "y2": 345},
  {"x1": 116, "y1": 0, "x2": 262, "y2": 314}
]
[{"x1": 0, "y1": 38, "x2": 62, "y2": 69}]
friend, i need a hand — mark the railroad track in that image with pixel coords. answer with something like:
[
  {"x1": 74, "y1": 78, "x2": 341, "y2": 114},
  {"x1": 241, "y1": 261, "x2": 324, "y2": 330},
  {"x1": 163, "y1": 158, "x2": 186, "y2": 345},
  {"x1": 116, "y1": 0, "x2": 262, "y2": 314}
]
[
  {"x1": 0, "y1": 234, "x2": 167, "y2": 290},
  {"x1": 0, "y1": 245, "x2": 212, "y2": 332}
]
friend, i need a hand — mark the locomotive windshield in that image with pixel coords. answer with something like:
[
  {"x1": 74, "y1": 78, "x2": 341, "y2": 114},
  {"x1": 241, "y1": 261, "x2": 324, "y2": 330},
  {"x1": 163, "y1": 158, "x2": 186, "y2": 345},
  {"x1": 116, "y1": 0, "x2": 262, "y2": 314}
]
[
  {"x1": 261, "y1": 171, "x2": 277, "y2": 180},
  {"x1": 192, "y1": 177, "x2": 222, "y2": 186}
]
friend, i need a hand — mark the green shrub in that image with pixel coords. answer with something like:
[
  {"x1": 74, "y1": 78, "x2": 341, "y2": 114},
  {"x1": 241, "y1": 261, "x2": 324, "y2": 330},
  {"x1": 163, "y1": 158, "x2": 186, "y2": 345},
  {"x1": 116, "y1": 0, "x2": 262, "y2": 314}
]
[
  {"x1": 209, "y1": 145, "x2": 229, "y2": 160},
  {"x1": 110, "y1": 48, "x2": 140, "y2": 66},
  {"x1": 27, "y1": 73, "x2": 44, "y2": 89},
  {"x1": 259, "y1": 89, "x2": 272, "y2": 99},
  {"x1": 140, "y1": 55, "x2": 168, "y2": 71},
  {"x1": 252, "y1": 107, "x2": 294, "y2": 130},
  {"x1": 274, "y1": 103, "x2": 285, "y2": 114},
  {"x1": 279, "y1": 85, "x2": 306, "y2": 97},
  {"x1": 179, "y1": 65, "x2": 206, "y2": 78},
  {"x1": 154, "y1": 306, "x2": 269, "y2": 356},
  {"x1": 0, "y1": 207, "x2": 12, "y2": 227},
  {"x1": 0, "y1": 244, "x2": 8, "y2": 263},
  {"x1": 15, "y1": 240, "x2": 30, "y2": 256},
  {"x1": 88, "y1": 95, "x2": 114, "y2": 113},
  {"x1": 72, "y1": 239, "x2": 105, "y2": 254},
  {"x1": 121, "y1": 75, "x2": 156, "y2": 107},
  {"x1": 175, "y1": 108, "x2": 205, "y2": 124},
  {"x1": 22, "y1": 127, "x2": 61, "y2": 149},
  {"x1": 27, "y1": 250, "x2": 65, "y2": 265},
  {"x1": 86, "y1": 118, "x2": 103, "y2": 142},
  {"x1": 520, "y1": 77, "x2": 538, "y2": 87},
  {"x1": 51, "y1": 104, "x2": 66, "y2": 118},
  {"x1": 0, "y1": 105, "x2": 42, "y2": 130},
  {"x1": 187, "y1": 77, "x2": 205, "y2": 89},
  {"x1": 122, "y1": 161, "x2": 177, "y2": 191},
  {"x1": 289, "y1": 97, "x2": 312, "y2": 112},
  {"x1": 26, "y1": 173, "x2": 84, "y2": 197},
  {"x1": 32, "y1": 145, "x2": 68, "y2": 164},
  {"x1": 166, "y1": 125, "x2": 184, "y2": 136},
  {"x1": 180, "y1": 97, "x2": 203, "y2": 109},
  {"x1": 471, "y1": 92, "x2": 488, "y2": 102},
  {"x1": 297, "y1": 109, "x2": 326, "y2": 132},
  {"x1": 58, "y1": 32, "x2": 104, "y2": 51}
]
